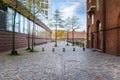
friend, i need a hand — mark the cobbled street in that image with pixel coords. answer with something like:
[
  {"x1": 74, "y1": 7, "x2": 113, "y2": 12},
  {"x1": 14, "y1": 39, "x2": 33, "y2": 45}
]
[{"x1": 0, "y1": 42, "x2": 120, "y2": 80}]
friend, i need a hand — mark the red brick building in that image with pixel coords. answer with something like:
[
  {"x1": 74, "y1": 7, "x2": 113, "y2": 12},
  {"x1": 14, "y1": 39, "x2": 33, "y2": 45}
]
[
  {"x1": 68, "y1": 31, "x2": 86, "y2": 46},
  {"x1": 87, "y1": 0, "x2": 120, "y2": 56}
]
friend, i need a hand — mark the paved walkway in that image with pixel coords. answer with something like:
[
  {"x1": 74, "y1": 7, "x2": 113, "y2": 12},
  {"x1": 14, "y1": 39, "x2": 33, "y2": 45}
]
[{"x1": 0, "y1": 42, "x2": 120, "y2": 80}]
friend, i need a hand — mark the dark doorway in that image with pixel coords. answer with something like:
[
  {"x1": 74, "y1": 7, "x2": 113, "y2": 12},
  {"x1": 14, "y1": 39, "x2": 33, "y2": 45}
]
[
  {"x1": 91, "y1": 33, "x2": 94, "y2": 48},
  {"x1": 96, "y1": 20, "x2": 102, "y2": 49}
]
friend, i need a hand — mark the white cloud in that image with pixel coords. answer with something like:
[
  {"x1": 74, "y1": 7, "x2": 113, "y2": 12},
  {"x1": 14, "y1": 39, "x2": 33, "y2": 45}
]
[
  {"x1": 61, "y1": 3, "x2": 80, "y2": 18},
  {"x1": 60, "y1": 0, "x2": 85, "y2": 18},
  {"x1": 52, "y1": 0, "x2": 87, "y2": 31}
]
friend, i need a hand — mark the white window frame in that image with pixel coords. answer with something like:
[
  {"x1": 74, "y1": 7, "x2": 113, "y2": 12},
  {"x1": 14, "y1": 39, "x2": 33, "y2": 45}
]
[{"x1": 92, "y1": 14, "x2": 94, "y2": 24}]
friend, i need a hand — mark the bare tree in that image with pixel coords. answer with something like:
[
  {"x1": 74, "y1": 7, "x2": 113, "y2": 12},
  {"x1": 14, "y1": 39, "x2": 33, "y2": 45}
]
[
  {"x1": 23, "y1": 0, "x2": 45, "y2": 52},
  {"x1": 11, "y1": 0, "x2": 20, "y2": 55},
  {"x1": 53, "y1": 10, "x2": 63, "y2": 47},
  {"x1": 20, "y1": 0, "x2": 33, "y2": 50},
  {"x1": 64, "y1": 16, "x2": 80, "y2": 46}
]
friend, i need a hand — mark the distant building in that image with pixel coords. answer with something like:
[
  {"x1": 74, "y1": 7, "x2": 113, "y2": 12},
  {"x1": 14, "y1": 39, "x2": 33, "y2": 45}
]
[
  {"x1": 68, "y1": 31, "x2": 86, "y2": 46},
  {"x1": 51, "y1": 30, "x2": 66, "y2": 41},
  {"x1": 87, "y1": 0, "x2": 120, "y2": 56},
  {"x1": 40, "y1": 0, "x2": 52, "y2": 19},
  {"x1": 52, "y1": 30, "x2": 86, "y2": 46}
]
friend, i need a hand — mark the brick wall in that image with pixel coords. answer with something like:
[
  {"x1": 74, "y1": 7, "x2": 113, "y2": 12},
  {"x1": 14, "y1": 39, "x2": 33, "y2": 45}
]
[
  {"x1": 106, "y1": 29, "x2": 117, "y2": 55},
  {"x1": 87, "y1": 0, "x2": 104, "y2": 50},
  {"x1": 0, "y1": 30, "x2": 28, "y2": 52},
  {"x1": 0, "y1": 30, "x2": 50, "y2": 52},
  {"x1": 105, "y1": 0, "x2": 120, "y2": 56},
  {"x1": 87, "y1": 0, "x2": 120, "y2": 56}
]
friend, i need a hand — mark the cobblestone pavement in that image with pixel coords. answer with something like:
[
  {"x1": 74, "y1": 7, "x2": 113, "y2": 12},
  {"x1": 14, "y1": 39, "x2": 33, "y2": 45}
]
[{"x1": 0, "y1": 42, "x2": 120, "y2": 80}]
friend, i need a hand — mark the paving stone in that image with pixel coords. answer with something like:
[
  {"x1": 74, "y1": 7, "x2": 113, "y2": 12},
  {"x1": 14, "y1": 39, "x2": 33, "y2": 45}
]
[{"x1": 0, "y1": 42, "x2": 120, "y2": 80}]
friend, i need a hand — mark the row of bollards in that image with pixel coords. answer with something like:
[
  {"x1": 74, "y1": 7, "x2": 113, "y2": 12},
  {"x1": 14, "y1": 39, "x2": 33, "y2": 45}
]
[{"x1": 42, "y1": 47, "x2": 85, "y2": 52}]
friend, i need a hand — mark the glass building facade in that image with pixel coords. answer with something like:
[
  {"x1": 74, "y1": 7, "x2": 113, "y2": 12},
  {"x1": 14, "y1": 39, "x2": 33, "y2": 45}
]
[
  {"x1": 0, "y1": 5, "x2": 51, "y2": 39},
  {"x1": 0, "y1": 0, "x2": 51, "y2": 52}
]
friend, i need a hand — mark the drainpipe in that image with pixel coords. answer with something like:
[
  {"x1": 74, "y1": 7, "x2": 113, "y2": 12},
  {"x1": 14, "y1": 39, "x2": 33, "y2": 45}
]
[
  {"x1": 103, "y1": 0, "x2": 106, "y2": 53},
  {"x1": 117, "y1": 13, "x2": 120, "y2": 56}
]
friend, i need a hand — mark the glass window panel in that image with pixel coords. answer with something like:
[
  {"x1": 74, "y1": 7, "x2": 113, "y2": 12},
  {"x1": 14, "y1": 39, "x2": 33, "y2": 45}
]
[
  {"x1": 23, "y1": 17, "x2": 25, "y2": 33},
  {"x1": 24, "y1": 18, "x2": 28, "y2": 34},
  {"x1": 20, "y1": 15, "x2": 24, "y2": 33},
  {"x1": 30, "y1": 21, "x2": 33, "y2": 35},
  {"x1": 7, "y1": 7, "x2": 14, "y2": 31},
  {"x1": 15, "y1": 12, "x2": 19, "y2": 32},
  {"x1": 0, "y1": 2, "x2": 7, "y2": 30}
]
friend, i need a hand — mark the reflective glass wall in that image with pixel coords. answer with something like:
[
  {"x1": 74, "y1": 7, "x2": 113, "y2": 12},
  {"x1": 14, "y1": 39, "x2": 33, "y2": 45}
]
[{"x1": 6, "y1": 7, "x2": 51, "y2": 39}]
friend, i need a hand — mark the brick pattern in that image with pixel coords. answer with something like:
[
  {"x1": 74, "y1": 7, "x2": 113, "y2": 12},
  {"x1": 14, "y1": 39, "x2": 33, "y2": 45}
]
[
  {"x1": 68, "y1": 31, "x2": 86, "y2": 39},
  {"x1": 117, "y1": 29, "x2": 120, "y2": 56},
  {"x1": 106, "y1": 30, "x2": 117, "y2": 55},
  {"x1": 87, "y1": 0, "x2": 120, "y2": 56},
  {"x1": 105, "y1": 0, "x2": 120, "y2": 56},
  {"x1": 0, "y1": 30, "x2": 50, "y2": 52},
  {"x1": 0, "y1": 42, "x2": 120, "y2": 80},
  {"x1": 0, "y1": 30, "x2": 28, "y2": 52}
]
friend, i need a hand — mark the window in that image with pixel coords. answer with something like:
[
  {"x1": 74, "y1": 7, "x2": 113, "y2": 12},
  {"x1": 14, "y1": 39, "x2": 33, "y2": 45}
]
[
  {"x1": 92, "y1": 14, "x2": 94, "y2": 24},
  {"x1": 0, "y1": 3, "x2": 7, "y2": 30},
  {"x1": 45, "y1": 10, "x2": 48, "y2": 16},
  {"x1": 20, "y1": 15, "x2": 24, "y2": 33},
  {"x1": 30, "y1": 21, "x2": 33, "y2": 35},
  {"x1": 15, "y1": 12, "x2": 20, "y2": 32},
  {"x1": 88, "y1": 27, "x2": 91, "y2": 40},
  {"x1": 45, "y1": 4, "x2": 48, "y2": 8},
  {"x1": 98, "y1": 22, "x2": 101, "y2": 30},
  {"x1": 41, "y1": 3, "x2": 44, "y2": 8},
  {"x1": 7, "y1": 7, "x2": 14, "y2": 31},
  {"x1": 24, "y1": 18, "x2": 28, "y2": 34},
  {"x1": 34, "y1": 24, "x2": 38, "y2": 37},
  {"x1": 45, "y1": 0, "x2": 48, "y2": 3},
  {"x1": 96, "y1": 0, "x2": 100, "y2": 11}
]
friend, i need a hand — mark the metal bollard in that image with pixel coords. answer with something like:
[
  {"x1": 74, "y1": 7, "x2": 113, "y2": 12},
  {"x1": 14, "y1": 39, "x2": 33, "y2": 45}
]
[
  {"x1": 42, "y1": 47, "x2": 44, "y2": 52},
  {"x1": 83, "y1": 47, "x2": 85, "y2": 51},
  {"x1": 73, "y1": 48, "x2": 75, "y2": 51},
  {"x1": 82, "y1": 43, "x2": 85, "y2": 51},
  {"x1": 63, "y1": 48, "x2": 65, "y2": 52},
  {"x1": 52, "y1": 48, "x2": 55, "y2": 52}
]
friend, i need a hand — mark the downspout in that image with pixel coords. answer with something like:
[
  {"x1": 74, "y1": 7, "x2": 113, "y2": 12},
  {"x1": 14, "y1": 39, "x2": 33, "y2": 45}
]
[
  {"x1": 117, "y1": 13, "x2": 120, "y2": 56},
  {"x1": 103, "y1": 0, "x2": 106, "y2": 53}
]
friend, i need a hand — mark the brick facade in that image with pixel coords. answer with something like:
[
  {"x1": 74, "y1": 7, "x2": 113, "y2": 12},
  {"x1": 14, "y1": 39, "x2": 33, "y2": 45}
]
[
  {"x1": 0, "y1": 30, "x2": 50, "y2": 52},
  {"x1": 68, "y1": 31, "x2": 86, "y2": 46},
  {"x1": 0, "y1": 30, "x2": 27, "y2": 52},
  {"x1": 87, "y1": 0, "x2": 120, "y2": 56}
]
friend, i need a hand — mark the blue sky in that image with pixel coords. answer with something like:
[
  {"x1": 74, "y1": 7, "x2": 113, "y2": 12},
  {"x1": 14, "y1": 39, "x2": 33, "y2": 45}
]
[{"x1": 51, "y1": 0, "x2": 87, "y2": 31}]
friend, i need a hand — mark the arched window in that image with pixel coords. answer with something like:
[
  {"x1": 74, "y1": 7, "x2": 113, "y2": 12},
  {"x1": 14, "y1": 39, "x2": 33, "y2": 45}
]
[
  {"x1": 96, "y1": 20, "x2": 101, "y2": 31},
  {"x1": 88, "y1": 26, "x2": 91, "y2": 40},
  {"x1": 96, "y1": 0, "x2": 100, "y2": 11},
  {"x1": 98, "y1": 22, "x2": 101, "y2": 30}
]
